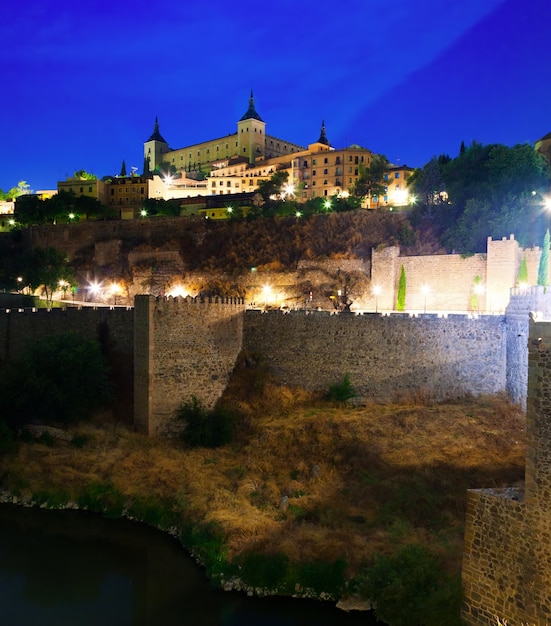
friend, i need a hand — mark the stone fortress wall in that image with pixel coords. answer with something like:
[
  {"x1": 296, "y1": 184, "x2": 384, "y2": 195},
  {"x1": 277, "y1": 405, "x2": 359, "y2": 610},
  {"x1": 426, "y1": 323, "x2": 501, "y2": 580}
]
[
  {"x1": 243, "y1": 310, "x2": 506, "y2": 401},
  {"x1": 0, "y1": 297, "x2": 528, "y2": 434},
  {"x1": 133, "y1": 295, "x2": 245, "y2": 435},
  {"x1": 462, "y1": 317, "x2": 551, "y2": 626}
]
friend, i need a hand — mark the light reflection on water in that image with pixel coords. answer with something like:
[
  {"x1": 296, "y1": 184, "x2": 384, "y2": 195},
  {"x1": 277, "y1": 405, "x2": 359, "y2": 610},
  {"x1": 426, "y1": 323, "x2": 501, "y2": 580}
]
[{"x1": 0, "y1": 504, "x2": 381, "y2": 626}]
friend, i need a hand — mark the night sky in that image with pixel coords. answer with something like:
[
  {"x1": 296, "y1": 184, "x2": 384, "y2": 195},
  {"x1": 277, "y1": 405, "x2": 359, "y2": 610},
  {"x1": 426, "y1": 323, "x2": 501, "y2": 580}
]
[{"x1": 2, "y1": 0, "x2": 550, "y2": 192}]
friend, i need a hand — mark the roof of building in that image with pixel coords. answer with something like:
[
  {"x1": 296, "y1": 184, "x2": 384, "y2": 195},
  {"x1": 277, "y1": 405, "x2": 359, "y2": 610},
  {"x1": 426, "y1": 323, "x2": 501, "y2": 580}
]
[
  {"x1": 239, "y1": 90, "x2": 264, "y2": 122},
  {"x1": 316, "y1": 120, "x2": 330, "y2": 146},
  {"x1": 146, "y1": 117, "x2": 168, "y2": 143}
]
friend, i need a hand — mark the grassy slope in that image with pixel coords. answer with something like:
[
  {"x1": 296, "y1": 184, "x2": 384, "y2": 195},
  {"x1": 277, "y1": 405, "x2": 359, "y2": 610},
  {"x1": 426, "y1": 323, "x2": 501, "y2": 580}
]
[{"x1": 0, "y1": 358, "x2": 525, "y2": 596}]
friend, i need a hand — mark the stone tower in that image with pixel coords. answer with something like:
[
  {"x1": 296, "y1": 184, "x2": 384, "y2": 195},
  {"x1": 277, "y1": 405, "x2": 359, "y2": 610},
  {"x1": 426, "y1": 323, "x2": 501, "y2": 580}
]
[
  {"x1": 143, "y1": 117, "x2": 169, "y2": 174},
  {"x1": 236, "y1": 90, "x2": 266, "y2": 163}
]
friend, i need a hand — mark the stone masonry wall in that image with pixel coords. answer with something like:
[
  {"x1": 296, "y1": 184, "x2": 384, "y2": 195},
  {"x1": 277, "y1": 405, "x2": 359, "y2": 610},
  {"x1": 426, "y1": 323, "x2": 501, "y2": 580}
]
[
  {"x1": 243, "y1": 311, "x2": 507, "y2": 400},
  {"x1": 0, "y1": 306, "x2": 134, "y2": 363},
  {"x1": 462, "y1": 319, "x2": 551, "y2": 626},
  {"x1": 133, "y1": 295, "x2": 245, "y2": 435}
]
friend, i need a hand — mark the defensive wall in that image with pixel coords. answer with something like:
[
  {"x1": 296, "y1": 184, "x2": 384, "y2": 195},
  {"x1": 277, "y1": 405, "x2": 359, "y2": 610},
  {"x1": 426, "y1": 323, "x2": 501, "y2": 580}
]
[
  {"x1": 243, "y1": 310, "x2": 506, "y2": 401},
  {"x1": 133, "y1": 295, "x2": 245, "y2": 435},
  {"x1": 3, "y1": 290, "x2": 551, "y2": 434},
  {"x1": 371, "y1": 235, "x2": 543, "y2": 314},
  {"x1": 462, "y1": 318, "x2": 551, "y2": 626}
]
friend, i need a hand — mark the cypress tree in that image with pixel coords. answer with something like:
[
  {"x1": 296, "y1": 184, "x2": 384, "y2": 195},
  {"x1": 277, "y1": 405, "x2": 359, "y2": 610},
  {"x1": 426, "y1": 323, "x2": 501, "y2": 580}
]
[
  {"x1": 538, "y1": 229, "x2": 550, "y2": 289},
  {"x1": 517, "y1": 256, "x2": 528, "y2": 285},
  {"x1": 120, "y1": 160, "x2": 127, "y2": 177},
  {"x1": 397, "y1": 265, "x2": 406, "y2": 311}
]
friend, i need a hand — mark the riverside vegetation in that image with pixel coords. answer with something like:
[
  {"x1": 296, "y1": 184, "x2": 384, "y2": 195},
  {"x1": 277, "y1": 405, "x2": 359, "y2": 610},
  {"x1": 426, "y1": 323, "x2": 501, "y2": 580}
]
[{"x1": 0, "y1": 339, "x2": 526, "y2": 626}]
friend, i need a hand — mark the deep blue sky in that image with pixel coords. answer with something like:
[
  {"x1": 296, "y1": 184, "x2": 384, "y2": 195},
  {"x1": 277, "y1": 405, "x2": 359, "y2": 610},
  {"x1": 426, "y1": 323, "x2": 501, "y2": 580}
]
[{"x1": 2, "y1": 0, "x2": 550, "y2": 192}]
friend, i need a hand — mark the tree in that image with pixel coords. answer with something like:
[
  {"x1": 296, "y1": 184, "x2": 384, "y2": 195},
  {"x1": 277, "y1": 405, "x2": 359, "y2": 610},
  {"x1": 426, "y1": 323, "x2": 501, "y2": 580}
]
[
  {"x1": 538, "y1": 228, "x2": 550, "y2": 288},
  {"x1": 256, "y1": 170, "x2": 290, "y2": 202},
  {"x1": 6, "y1": 181, "x2": 31, "y2": 199},
  {"x1": 352, "y1": 154, "x2": 390, "y2": 206},
  {"x1": 120, "y1": 160, "x2": 127, "y2": 177},
  {"x1": 73, "y1": 170, "x2": 97, "y2": 180},
  {"x1": 397, "y1": 265, "x2": 406, "y2": 311},
  {"x1": 436, "y1": 142, "x2": 551, "y2": 252},
  {"x1": 0, "y1": 332, "x2": 112, "y2": 429},
  {"x1": 22, "y1": 247, "x2": 74, "y2": 304},
  {"x1": 517, "y1": 256, "x2": 528, "y2": 285}
]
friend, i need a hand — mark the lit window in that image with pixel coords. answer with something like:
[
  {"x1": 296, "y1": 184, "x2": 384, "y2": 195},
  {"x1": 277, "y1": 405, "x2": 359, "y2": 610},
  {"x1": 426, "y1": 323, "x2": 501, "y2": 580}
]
[{"x1": 395, "y1": 172, "x2": 400, "y2": 178}]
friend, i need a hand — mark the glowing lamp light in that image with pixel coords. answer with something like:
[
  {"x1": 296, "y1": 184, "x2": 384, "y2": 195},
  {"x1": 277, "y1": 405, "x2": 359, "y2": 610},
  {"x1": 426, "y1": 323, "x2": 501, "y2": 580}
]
[
  {"x1": 324, "y1": 200, "x2": 332, "y2": 209},
  {"x1": 140, "y1": 209, "x2": 147, "y2": 217},
  {"x1": 88, "y1": 281, "x2": 102, "y2": 301},
  {"x1": 8, "y1": 218, "x2": 16, "y2": 226},
  {"x1": 167, "y1": 285, "x2": 188, "y2": 298},
  {"x1": 282, "y1": 184, "x2": 295, "y2": 198},
  {"x1": 262, "y1": 285, "x2": 272, "y2": 307},
  {"x1": 295, "y1": 211, "x2": 302, "y2": 218}
]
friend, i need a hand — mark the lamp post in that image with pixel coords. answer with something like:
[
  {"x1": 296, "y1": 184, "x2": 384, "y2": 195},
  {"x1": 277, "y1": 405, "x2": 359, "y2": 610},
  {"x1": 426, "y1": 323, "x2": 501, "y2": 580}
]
[
  {"x1": 421, "y1": 285, "x2": 430, "y2": 314},
  {"x1": 473, "y1": 283, "x2": 485, "y2": 315},
  {"x1": 372, "y1": 285, "x2": 381, "y2": 313}
]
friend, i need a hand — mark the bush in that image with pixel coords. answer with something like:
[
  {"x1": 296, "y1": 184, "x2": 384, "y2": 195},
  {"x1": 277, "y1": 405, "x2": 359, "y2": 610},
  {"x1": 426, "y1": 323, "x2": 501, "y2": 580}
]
[
  {"x1": 237, "y1": 551, "x2": 290, "y2": 590},
  {"x1": 176, "y1": 396, "x2": 235, "y2": 448},
  {"x1": 326, "y1": 373, "x2": 356, "y2": 405},
  {"x1": 0, "y1": 332, "x2": 112, "y2": 429},
  {"x1": 298, "y1": 558, "x2": 347, "y2": 597},
  {"x1": 0, "y1": 421, "x2": 17, "y2": 456},
  {"x1": 359, "y1": 544, "x2": 462, "y2": 626}
]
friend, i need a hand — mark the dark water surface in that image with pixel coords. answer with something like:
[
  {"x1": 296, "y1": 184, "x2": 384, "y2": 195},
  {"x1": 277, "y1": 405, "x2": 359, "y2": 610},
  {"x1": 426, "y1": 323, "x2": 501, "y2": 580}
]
[{"x1": 0, "y1": 504, "x2": 382, "y2": 626}]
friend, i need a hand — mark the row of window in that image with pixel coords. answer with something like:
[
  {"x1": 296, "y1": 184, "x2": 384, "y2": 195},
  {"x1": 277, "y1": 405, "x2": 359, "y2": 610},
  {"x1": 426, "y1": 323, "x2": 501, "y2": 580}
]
[{"x1": 300, "y1": 155, "x2": 366, "y2": 168}]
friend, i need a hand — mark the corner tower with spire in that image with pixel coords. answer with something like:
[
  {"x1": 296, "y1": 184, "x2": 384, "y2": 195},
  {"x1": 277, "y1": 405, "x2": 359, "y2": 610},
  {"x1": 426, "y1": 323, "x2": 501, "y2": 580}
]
[
  {"x1": 143, "y1": 117, "x2": 169, "y2": 174},
  {"x1": 237, "y1": 90, "x2": 266, "y2": 164}
]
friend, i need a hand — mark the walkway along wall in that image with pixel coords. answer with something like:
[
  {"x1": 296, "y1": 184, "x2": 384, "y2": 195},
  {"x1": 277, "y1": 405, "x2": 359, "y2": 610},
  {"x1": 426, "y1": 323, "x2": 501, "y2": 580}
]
[{"x1": 462, "y1": 319, "x2": 551, "y2": 626}]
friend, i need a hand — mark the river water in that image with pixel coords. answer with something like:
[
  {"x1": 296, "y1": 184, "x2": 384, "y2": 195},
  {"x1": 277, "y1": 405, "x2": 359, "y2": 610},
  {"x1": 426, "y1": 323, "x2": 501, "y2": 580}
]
[{"x1": 0, "y1": 504, "x2": 382, "y2": 626}]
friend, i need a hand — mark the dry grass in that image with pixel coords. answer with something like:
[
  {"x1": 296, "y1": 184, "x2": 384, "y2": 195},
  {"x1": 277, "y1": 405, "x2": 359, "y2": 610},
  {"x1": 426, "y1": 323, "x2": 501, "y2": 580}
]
[{"x1": 0, "y1": 366, "x2": 526, "y2": 583}]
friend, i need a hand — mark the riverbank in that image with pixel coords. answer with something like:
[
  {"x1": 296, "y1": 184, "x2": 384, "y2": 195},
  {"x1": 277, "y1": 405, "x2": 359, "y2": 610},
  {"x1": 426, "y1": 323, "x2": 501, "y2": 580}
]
[{"x1": 0, "y1": 380, "x2": 526, "y2": 624}]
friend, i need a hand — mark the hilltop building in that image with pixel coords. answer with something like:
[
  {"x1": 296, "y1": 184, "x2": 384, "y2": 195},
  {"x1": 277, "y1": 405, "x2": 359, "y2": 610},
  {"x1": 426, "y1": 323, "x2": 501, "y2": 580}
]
[
  {"x1": 144, "y1": 91, "x2": 304, "y2": 175},
  {"x1": 146, "y1": 94, "x2": 414, "y2": 208}
]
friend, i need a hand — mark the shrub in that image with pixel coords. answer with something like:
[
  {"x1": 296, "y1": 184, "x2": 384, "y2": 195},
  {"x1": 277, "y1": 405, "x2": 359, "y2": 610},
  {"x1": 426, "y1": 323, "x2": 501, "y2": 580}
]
[
  {"x1": 359, "y1": 544, "x2": 461, "y2": 626},
  {"x1": 237, "y1": 551, "x2": 290, "y2": 590},
  {"x1": 326, "y1": 373, "x2": 356, "y2": 405},
  {"x1": 0, "y1": 332, "x2": 112, "y2": 429},
  {"x1": 176, "y1": 396, "x2": 235, "y2": 448},
  {"x1": 0, "y1": 420, "x2": 17, "y2": 456},
  {"x1": 298, "y1": 558, "x2": 347, "y2": 597}
]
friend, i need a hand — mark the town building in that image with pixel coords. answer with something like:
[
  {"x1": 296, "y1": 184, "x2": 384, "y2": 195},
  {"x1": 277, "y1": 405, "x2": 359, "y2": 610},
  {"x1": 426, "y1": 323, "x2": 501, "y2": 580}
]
[{"x1": 57, "y1": 176, "x2": 107, "y2": 205}]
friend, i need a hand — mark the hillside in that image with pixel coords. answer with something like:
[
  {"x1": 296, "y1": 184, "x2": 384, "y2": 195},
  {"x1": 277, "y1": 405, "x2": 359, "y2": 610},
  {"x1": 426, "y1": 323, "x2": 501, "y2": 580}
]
[{"x1": 0, "y1": 358, "x2": 526, "y2": 623}]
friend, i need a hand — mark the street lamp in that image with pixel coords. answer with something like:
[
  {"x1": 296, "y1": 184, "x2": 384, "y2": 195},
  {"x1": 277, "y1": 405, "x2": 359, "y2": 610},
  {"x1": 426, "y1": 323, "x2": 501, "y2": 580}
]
[
  {"x1": 372, "y1": 285, "x2": 381, "y2": 313},
  {"x1": 421, "y1": 285, "x2": 430, "y2": 313},
  {"x1": 262, "y1": 285, "x2": 272, "y2": 308},
  {"x1": 473, "y1": 283, "x2": 485, "y2": 315}
]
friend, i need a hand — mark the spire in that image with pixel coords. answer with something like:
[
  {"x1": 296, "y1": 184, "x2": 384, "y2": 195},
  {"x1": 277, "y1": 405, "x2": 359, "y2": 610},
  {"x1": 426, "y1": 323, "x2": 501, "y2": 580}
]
[
  {"x1": 239, "y1": 90, "x2": 264, "y2": 122},
  {"x1": 317, "y1": 120, "x2": 330, "y2": 146},
  {"x1": 146, "y1": 116, "x2": 167, "y2": 143}
]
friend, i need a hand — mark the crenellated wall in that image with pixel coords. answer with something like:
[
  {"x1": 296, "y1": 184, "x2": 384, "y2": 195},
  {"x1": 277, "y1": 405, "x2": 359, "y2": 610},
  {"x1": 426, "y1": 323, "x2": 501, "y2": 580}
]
[
  {"x1": 133, "y1": 295, "x2": 245, "y2": 435},
  {"x1": 462, "y1": 319, "x2": 551, "y2": 626},
  {"x1": 243, "y1": 310, "x2": 506, "y2": 400}
]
